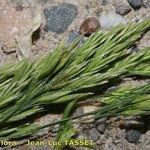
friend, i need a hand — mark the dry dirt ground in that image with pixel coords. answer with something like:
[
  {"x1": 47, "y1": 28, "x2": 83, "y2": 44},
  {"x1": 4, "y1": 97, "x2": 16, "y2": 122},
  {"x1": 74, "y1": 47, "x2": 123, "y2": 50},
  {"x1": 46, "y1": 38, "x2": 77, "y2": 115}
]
[
  {"x1": 0, "y1": 0, "x2": 150, "y2": 65},
  {"x1": 0, "y1": 0, "x2": 150, "y2": 150}
]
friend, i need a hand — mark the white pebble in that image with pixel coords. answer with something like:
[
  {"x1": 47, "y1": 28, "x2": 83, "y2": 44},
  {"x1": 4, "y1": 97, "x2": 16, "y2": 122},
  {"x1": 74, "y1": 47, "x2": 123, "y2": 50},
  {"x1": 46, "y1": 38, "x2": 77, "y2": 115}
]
[
  {"x1": 82, "y1": 105, "x2": 98, "y2": 123},
  {"x1": 99, "y1": 11, "x2": 127, "y2": 30}
]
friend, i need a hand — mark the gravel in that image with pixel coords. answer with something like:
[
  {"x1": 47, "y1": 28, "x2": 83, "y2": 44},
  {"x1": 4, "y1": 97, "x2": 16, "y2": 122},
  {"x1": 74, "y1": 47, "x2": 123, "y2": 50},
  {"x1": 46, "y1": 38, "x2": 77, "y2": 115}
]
[
  {"x1": 101, "y1": 0, "x2": 110, "y2": 6},
  {"x1": 44, "y1": 3, "x2": 78, "y2": 34},
  {"x1": 95, "y1": 118, "x2": 107, "y2": 134},
  {"x1": 99, "y1": 12, "x2": 127, "y2": 30},
  {"x1": 116, "y1": 4, "x2": 132, "y2": 15},
  {"x1": 143, "y1": 0, "x2": 150, "y2": 7},
  {"x1": 127, "y1": 0, "x2": 143, "y2": 10},
  {"x1": 79, "y1": 18, "x2": 100, "y2": 37},
  {"x1": 125, "y1": 129, "x2": 141, "y2": 143},
  {"x1": 67, "y1": 31, "x2": 80, "y2": 44},
  {"x1": 66, "y1": 30, "x2": 85, "y2": 46},
  {"x1": 88, "y1": 128, "x2": 101, "y2": 141},
  {"x1": 32, "y1": 145, "x2": 51, "y2": 150},
  {"x1": 123, "y1": 116, "x2": 143, "y2": 128}
]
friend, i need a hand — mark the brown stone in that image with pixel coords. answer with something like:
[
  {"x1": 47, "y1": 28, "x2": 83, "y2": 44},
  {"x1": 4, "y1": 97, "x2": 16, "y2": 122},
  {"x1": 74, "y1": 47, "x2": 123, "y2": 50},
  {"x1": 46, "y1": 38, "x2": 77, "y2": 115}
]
[{"x1": 79, "y1": 18, "x2": 100, "y2": 37}]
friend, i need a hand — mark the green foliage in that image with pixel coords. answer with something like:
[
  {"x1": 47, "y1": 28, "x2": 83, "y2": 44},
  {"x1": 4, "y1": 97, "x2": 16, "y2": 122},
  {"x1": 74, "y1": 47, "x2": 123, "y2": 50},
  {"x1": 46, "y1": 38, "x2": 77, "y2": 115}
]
[
  {"x1": 55, "y1": 101, "x2": 76, "y2": 150},
  {"x1": 0, "y1": 20, "x2": 149, "y2": 147}
]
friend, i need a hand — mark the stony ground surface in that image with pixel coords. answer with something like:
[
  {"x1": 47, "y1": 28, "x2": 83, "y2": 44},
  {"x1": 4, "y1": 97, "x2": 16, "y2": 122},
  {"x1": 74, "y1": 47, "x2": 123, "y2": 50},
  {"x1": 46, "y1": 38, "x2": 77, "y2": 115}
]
[{"x1": 0, "y1": 0, "x2": 150, "y2": 150}]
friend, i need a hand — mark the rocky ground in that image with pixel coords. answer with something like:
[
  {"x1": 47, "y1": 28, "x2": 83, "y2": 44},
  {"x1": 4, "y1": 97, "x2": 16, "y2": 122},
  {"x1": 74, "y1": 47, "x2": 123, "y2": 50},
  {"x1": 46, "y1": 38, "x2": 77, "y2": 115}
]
[{"x1": 0, "y1": 0, "x2": 150, "y2": 150}]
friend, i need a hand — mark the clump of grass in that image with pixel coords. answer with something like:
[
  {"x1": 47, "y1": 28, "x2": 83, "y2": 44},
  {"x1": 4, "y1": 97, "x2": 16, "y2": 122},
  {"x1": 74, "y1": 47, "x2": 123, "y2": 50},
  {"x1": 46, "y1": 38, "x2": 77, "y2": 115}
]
[{"x1": 0, "y1": 20, "x2": 149, "y2": 150}]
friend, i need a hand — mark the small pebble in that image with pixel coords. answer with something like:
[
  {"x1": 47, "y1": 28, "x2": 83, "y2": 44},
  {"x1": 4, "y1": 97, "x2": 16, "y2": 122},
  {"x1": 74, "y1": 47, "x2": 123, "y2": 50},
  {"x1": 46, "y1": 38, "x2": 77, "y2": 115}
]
[
  {"x1": 16, "y1": 3, "x2": 24, "y2": 11},
  {"x1": 44, "y1": 3, "x2": 78, "y2": 34},
  {"x1": 99, "y1": 12, "x2": 127, "y2": 30},
  {"x1": 1, "y1": 45, "x2": 16, "y2": 54},
  {"x1": 101, "y1": 0, "x2": 109, "y2": 5},
  {"x1": 38, "y1": 0, "x2": 49, "y2": 3},
  {"x1": 105, "y1": 139, "x2": 116, "y2": 150},
  {"x1": 67, "y1": 31, "x2": 84, "y2": 45},
  {"x1": 127, "y1": 0, "x2": 143, "y2": 10},
  {"x1": 82, "y1": 105, "x2": 98, "y2": 123},
  {"x1": 79, "y1": 18, "x2": 100, "y2": 37},
  {"x1": 73, "y1": 106, "x2": 84, "y2": 117},
  {"x1": 125, "y1": 129, "x2": 141, "y2": 143},
  {"x1": 143, "y1": 0, "x2": 150, "y2": 7},
  {"x1": 88, "y1": 128, "x2": 101, "y2": 141},
  {"x1": 95, "y1": 118, "x2": 106, "y2": 134},
  {"x1": 33, "y1": 145, "x2": 51, "y2": 150},
  {"x1": 107, "y1": 144, "x2": 115, "y2": 150},
  {"x1": 67, "y1": 31, "x2": 79, "y2": 44},
  {"x1": 116, "y1": 5, "x2": 132, "y2": 15}
]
